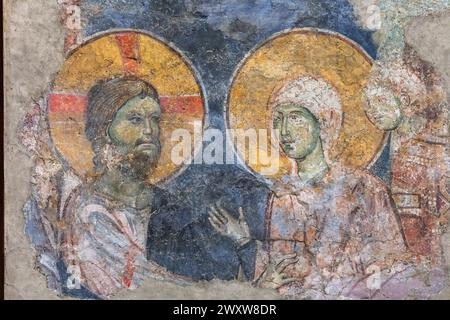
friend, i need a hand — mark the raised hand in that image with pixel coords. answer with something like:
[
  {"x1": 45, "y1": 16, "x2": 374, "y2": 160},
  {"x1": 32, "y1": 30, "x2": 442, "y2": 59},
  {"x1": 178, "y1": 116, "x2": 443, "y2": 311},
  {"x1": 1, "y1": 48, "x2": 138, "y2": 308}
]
[
  {"x1": 208, "y1": 203, "x2": 251, "y2": 246},
  {"x1": 256, "y1": 253, "x2": 299, "y2": 290}
]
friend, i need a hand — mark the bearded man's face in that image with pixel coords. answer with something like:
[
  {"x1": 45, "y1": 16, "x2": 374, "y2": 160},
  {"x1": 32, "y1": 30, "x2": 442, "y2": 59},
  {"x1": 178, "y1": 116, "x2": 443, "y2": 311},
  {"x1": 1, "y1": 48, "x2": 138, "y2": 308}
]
[{"x1": 105, "y1": 95, "x2": 162, "y2": 177}]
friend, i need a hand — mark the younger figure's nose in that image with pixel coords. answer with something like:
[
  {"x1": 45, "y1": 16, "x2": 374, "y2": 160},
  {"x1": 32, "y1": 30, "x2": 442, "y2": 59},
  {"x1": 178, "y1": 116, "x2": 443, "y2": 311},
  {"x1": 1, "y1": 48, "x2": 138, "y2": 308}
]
[{"x1": 281, "y1": 116, "x2": 290, "y2": 137}]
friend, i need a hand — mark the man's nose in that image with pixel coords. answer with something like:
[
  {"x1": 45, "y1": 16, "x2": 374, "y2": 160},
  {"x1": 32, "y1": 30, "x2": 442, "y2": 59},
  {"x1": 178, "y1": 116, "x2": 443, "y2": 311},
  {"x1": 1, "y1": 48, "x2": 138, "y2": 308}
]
[{"x1": 143, "y1": 118, "x2": 152, "y2": 136}]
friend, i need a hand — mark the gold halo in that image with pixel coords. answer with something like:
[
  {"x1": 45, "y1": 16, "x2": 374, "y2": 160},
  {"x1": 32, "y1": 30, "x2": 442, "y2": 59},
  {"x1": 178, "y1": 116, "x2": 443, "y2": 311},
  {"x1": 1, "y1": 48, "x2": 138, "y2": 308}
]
[
  {"x1": 226, "y1": 28, "x2": 386, "y2": 179},
  {"x1": 48, "y1": 30, "x2": 205, "y2": 184}
]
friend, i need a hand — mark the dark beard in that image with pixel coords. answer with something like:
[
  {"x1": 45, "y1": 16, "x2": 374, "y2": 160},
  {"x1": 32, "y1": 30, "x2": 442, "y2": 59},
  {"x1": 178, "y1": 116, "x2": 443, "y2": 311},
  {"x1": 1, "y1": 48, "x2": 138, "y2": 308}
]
[
  {"x1": 122, "y1": 144, "x2": 161, "y2": 180},
  {"x1": 98, "y1": 142, "x2": 161, "y2": 181}
]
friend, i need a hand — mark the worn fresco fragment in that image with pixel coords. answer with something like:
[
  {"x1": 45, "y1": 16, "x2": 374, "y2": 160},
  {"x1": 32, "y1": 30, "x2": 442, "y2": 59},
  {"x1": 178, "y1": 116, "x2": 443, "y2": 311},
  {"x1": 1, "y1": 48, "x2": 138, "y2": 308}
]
[
  {"x1": 364, "y1": 47, "x2": 450, "y2": 259},
  {"x1": 13, "y1": 0, "x2": 450, "y2": 299}
]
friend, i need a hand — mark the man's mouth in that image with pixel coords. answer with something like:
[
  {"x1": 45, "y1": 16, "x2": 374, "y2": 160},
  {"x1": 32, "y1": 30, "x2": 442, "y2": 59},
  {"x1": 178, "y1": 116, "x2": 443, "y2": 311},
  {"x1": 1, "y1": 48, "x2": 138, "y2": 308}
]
[{"x1": 135, "y1": 141, "x2": 157, "y2": 150}]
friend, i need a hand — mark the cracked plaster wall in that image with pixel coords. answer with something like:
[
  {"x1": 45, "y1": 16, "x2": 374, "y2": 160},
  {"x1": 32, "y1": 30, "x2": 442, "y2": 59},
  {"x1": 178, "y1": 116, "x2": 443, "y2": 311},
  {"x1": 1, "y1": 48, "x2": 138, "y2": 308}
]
[{"x1": 4, "y1": 0, "x2": 450, "y2": 299}]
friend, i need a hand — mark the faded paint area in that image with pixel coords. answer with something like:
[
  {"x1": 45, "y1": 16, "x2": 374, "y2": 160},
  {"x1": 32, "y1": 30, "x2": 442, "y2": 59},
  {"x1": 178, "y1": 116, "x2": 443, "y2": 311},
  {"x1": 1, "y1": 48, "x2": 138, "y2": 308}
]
[
  {"x1": 4, "y1": 0, "x2": 450, "y2": 300},
  {"x1": 364, "y1": 47, "x2": 449, "y2": 259}
]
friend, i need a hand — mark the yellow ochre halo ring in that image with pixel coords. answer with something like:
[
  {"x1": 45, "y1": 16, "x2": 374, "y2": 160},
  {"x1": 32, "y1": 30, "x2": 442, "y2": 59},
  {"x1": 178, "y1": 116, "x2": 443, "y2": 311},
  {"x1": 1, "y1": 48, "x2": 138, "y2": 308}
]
[
  {"x1": 47, "y1": 30, "x2": 206, "y2": 184},
  {"x1": 226, "y1": 28, "x2": 386, "y2": 180}
]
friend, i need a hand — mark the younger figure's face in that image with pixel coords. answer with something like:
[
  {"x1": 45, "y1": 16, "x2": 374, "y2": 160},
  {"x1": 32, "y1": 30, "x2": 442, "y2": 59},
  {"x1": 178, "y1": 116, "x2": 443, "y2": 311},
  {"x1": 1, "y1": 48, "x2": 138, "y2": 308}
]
[
  {"x1": 272, "y1": 103, "x2": 321, "y2": 160},
  {"x1": 108, "y1": 95, "x2": 162, "y2": 165}
]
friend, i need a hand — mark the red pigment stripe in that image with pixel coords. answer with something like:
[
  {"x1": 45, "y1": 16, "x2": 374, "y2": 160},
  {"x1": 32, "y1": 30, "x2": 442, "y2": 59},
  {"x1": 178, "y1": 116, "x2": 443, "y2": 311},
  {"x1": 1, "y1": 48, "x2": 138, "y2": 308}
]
[
  {"x1": 48, "y1": 93, "x2": 87, "y2": 113},
  {"x1": 114, "y1": 33, "x2": 140, "y2": 75},
  {"x1": 160, "y1": 95, "x2": 203, "y2": 115},
  {"x1": 48, "y1": 93, "x2": 203, "y2": 116},
  {"x1": 122, "y1": 252, "x2": 135, "y2": 289}
]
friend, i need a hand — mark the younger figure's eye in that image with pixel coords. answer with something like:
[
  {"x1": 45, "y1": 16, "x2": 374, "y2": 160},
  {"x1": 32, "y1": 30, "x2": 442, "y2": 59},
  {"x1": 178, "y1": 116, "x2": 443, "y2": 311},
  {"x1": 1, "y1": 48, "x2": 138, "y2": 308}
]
[
  {"x1": 273, "y1": 115, "x2": 282, "y2": 127},
  {"x1": 128, "y1": 115, "x2": 143, "y2": 125},
  {"x1": 289, "y1": 113, "x2": 304, "y2": 124}
]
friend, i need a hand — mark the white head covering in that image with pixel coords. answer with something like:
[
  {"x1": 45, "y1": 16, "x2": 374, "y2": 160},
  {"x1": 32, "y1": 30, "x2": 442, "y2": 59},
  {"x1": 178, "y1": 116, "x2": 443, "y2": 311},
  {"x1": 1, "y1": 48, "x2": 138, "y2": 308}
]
[{"x1": 271, "y1": 76, "x2": 343, "y2": 162}]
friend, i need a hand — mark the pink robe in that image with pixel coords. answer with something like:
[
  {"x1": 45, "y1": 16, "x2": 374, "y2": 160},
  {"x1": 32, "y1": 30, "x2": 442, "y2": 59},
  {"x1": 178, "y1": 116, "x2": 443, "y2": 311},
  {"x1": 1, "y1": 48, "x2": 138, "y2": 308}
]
[{"x1": 258, "y1": 165, "x2": 413, "y2": 298}]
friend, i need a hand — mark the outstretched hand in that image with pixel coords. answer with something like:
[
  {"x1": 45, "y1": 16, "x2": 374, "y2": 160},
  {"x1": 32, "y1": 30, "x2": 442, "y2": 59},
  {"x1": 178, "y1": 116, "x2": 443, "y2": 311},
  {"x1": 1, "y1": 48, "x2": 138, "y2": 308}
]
[
  {"x1": 208, "y1": 203, "x2": 251, "y2": 246},
  {"x1": 256, "y1": 253, "x2": 299, "y2": 290}
]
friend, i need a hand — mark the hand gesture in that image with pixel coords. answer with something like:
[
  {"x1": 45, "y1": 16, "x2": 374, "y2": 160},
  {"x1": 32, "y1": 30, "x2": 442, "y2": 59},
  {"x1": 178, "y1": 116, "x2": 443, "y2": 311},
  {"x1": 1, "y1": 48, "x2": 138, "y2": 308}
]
[
  {"x1": 256, "y1": 253, "x2": 299, "y2": 290},
  {"x1": 208, "y1": 203, "x2": 251, "y2": 246}
]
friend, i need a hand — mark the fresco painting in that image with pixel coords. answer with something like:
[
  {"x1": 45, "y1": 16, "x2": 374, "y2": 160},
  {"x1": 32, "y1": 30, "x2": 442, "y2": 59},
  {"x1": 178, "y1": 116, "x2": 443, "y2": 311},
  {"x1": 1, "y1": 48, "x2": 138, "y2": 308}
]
[{"x1": 15, "y1": 0, "x2": 450, "y2": 299}]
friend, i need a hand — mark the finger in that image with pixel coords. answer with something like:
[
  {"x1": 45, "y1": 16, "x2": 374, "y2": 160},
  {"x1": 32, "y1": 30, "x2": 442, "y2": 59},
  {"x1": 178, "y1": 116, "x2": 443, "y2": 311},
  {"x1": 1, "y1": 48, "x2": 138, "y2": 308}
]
[
  {"x1": 208, "y1": 207, "x2": 220, "y2": 219},
  {"x1": 275, "y1": 260, "x2": 298, "y2": 273},
  {"x1": 211, "y1": 204, "x2": 226, "y2": 219},
  {"x1": 208, "y1": 217, "x2": 223, "y2": 232},
  {"x1": 238, "y1": 207, "x2": 245, "y2": 222},
  {"x1": 276, "y1": 258, "x2": 299, "y2": 273},
  {"x1": 216, "y1": 205, "x2": 234, "y2": 222},
  {"x1": 214, "y1": 201, "x2": 226, "y2": 217},
  {"x1": 281, "y1": 253, "x2": 298, "y2": 260},
  {"x1": 210, "y1": 206, "x2": 226, "y2": 222},
  {"x1": 208, "y1": 213, "x2": 224, "y2": 227},
  {"x1": 209, "y1": 218, "x2": 224, "y2": 234},
  {"x1": 210, "y1": 207, "x2": 227, "y2": 224},
  {"x1": 274, "y1": 253, "x2": 297, "y2": 266},
  {"x1": 214, "y1": 201, "x2": 232, "y2": 219},
  {"x1": 280, "y1": 277, "x2": 299, "y2": 285}
]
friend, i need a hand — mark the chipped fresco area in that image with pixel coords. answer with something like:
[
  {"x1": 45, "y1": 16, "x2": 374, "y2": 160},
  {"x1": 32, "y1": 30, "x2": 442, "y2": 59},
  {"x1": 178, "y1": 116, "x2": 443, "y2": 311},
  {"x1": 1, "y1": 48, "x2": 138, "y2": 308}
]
[{"x1": 4, "y1": 0, "x2": 450, "y2": 299}]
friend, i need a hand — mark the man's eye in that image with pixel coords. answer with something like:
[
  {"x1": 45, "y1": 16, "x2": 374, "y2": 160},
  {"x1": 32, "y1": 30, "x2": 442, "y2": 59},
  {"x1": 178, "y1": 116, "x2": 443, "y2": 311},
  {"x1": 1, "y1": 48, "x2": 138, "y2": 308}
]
[
  {"x1": 152, "y1": 116, "x2": 160, "y2": 123},
  {"x1": 128, "y1": 116, "x2": 143, "y2": 124}
]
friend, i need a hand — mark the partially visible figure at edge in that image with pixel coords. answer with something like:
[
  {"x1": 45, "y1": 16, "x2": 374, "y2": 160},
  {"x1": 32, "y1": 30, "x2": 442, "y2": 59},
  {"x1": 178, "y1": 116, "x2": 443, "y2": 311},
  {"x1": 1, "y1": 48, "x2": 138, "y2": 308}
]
[{"x1": 363, "y1": 45, "x2": 450, "y2": 259}]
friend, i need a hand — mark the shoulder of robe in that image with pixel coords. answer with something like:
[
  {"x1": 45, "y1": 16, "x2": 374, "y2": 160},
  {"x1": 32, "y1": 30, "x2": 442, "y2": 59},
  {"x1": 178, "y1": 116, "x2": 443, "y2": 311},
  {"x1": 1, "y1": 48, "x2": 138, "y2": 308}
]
[
  {"x1": 334, "y1": 165, "x2": 390, "y2": 196},
  {"x1": 64, "y1": 185, "x2": 117, "y2": 225}
]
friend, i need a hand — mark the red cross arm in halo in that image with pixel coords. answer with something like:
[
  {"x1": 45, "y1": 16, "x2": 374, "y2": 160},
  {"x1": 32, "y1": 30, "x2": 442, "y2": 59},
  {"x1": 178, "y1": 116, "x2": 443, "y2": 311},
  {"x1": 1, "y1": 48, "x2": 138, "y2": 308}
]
[
  {"x1": 114, "y1": 33, "x2": 140, "y2": 75},
  {"x1": 48, "y1": 93, "x2": 203, "y2": 116}
]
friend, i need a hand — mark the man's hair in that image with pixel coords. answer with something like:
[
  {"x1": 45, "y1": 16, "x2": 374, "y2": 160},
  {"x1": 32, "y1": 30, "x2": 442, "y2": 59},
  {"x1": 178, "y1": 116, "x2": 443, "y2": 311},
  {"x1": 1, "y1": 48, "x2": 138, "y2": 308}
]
[
  {"x1": 85, "y1": 77, "x2": 159, "y2": 175},
  {"x1": 85, "y1": 76, "x2": 159, "y2": 146}
]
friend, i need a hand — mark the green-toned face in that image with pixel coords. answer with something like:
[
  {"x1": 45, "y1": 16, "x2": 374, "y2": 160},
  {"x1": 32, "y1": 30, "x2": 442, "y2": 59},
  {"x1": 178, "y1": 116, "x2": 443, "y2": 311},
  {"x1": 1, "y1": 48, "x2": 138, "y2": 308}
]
[
  {"x1": 108, "y1": 95, "x2": 161, "y2": 160},
  {"x1": 272, "y1": 103, "x2": 320, "y2": 160}
]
